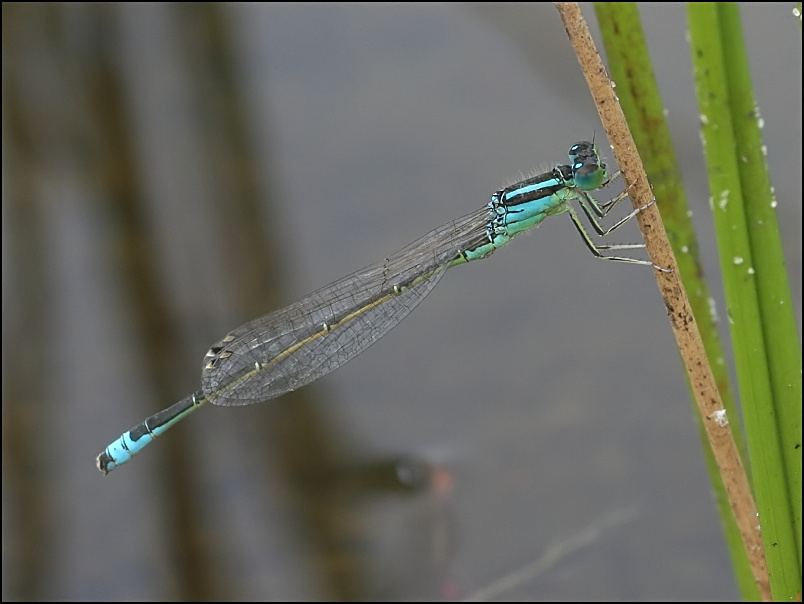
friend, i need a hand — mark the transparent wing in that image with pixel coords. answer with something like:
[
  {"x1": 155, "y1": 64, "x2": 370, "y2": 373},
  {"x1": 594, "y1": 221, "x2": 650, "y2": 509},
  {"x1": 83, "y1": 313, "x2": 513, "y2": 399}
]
[{"x1": 201, "y1": 206, "x2": 491, "y2": 406}]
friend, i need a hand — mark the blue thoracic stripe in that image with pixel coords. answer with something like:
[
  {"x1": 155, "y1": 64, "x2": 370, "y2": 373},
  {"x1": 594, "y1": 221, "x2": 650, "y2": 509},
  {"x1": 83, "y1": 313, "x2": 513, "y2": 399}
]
[
  {"x1": 96, "y1": 140, "x2": 652, "y2": 475},
  {"x1": 504, "y1": 175, "x2": 564, "y2": 199}
]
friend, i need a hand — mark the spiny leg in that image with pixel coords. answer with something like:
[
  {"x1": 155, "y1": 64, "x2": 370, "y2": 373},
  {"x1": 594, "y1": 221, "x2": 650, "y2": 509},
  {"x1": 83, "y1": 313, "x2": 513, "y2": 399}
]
[
  {"x1": 576, "y1": 178, "x2": 632, "y2": 220},
  {"x1": 565, "y1": 201, "x2": 669, "y2": 271},
  {"x1": 599, "y1": 169, "x2": 623, "y2": 192},
  {"x1": 596, "y1": 170, "x2": 630, "y2": 214},
  {"x1": 577, "y1": 191, "x2": 657, "y2": 237}
]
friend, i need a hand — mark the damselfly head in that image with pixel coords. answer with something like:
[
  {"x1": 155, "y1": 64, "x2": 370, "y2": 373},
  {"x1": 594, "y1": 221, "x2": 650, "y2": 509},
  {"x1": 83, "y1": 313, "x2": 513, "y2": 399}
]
[{"x1": 569, "y1": 141, "x2": 607, "y2": 191}]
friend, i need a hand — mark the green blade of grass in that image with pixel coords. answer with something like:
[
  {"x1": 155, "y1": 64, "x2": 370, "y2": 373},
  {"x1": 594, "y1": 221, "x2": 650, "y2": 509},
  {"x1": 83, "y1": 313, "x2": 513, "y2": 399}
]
[
  {"x1": 555, "y1": 2, "x2": 773, "y2": 598},
  {"x1": 688, "y1": 3, "x2": 801, "y2": 599},
  {"x1": 593, "y1": 3, "x2": 757, "y2": 598}
]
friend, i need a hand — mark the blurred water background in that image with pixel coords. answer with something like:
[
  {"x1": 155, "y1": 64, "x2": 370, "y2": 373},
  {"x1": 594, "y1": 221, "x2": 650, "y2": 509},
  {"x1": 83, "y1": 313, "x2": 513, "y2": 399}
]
[{"x1": 2, "y1": 3, "x2": 800, "y2": 600}]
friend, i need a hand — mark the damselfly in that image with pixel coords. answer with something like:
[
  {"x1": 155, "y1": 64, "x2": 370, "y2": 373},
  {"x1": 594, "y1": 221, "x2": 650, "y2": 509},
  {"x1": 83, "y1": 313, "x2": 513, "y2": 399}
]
[{"x1": 97, "y1": 140, "x2": 659, "y2": 474}]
